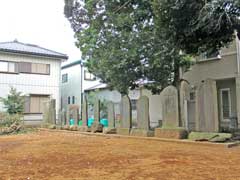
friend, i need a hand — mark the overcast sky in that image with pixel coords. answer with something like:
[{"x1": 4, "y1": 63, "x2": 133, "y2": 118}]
[{"x1": 0, "y1": 0, "x2": 81, "y2": 63}]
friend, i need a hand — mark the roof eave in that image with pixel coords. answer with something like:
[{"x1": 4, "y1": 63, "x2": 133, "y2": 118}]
[{"x1": 0, "y1": 49, "x2": 68, "y2": 60}]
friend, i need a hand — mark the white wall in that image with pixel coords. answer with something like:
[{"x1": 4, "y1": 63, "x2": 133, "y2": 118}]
[
  {"x1": 0, "y1": 52, "x2": 62, "y2": 122},
  {"x1": 61, "y1": 64, "x2": 82, "y2": 111},
  {"x1": 82, "y1": 67, "x2": 101, "y2": 92}
]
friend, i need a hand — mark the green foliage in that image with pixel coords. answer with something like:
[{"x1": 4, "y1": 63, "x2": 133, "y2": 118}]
[
  {"x1": 0, "y1": 113, "x2": 23, "y2": 127},
  {"x1": 65, "y1": 0, "x2": 190, "y2": 94},
  {"x1": 64, "y1": 1, "x2": 239, "y2": 94},
  {"x1": 153, "y1": 0, "x2": 240, "y2": 55},
  {"x1": 0, "y1": 87, "x2": 25, "y2": 114}
]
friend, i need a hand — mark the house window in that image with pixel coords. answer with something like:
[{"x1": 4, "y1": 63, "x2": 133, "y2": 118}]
[
  {"x1": 19, "y1": 62, "x2": 50, "y2": 75},
  {"x1": 131, "y1": 99, "x2": 137, "y2": 111},
  {"x1": 190, "y1": 92, "x2": 196, "y2": 101},
  {"x1": 0, "y1": 61, "x2": 17, "y2": 73},
  {"x1": 68, "y1": 96, "x2": 71, "y2": 104},
  {"x1": 31, "y1": 63, "x2": 50, "y2": 74},
  {"x1": 72, "y1": 96, "x2": 75, "y2": 104},
  {"x1": 25, "y1": 95, "x2": 50, "y2": 113},
  {"x1": 220, "y1": 88, "x2": 231, "y2": 120},
  {"x1": 84, "y1": 70, "x2": 96, "y2": 81},
  {"x1": 62, "y1": 74, "x2": 68, "y2": 83},
  {"x1": 199, "y1": 50, "x2": 221, "y2": 61}
]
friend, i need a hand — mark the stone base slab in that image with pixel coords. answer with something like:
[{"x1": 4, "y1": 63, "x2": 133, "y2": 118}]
[
  {"x1": 62, "y1": 125, "x2": 70, "y2": 130},
  {"x1": 78, "y1": 126, "x2": 90, "y2": 132},
  {"x1": 155, "y1": 128, "x2": 188, "y2": 139},
  {"x1": 130, "y1": 129, "x2": 154, "y2": 137},
  {"x1": 117, "y1": 128, "x2": 131, "y2": 136},
  {"x1": 103, "y1": 128, "x2": 117, "y2": 134},
  {"x1": 91, "y1": 122, "x2": 103, "y2": 133},
  {"x1": 70, "y1": 125, "x2": 78, "y2": 131}
]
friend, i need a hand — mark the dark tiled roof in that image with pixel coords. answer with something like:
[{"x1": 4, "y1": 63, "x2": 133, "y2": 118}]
[{"x1": 0, "y1": 40, "x2": 68, "y2": 60}]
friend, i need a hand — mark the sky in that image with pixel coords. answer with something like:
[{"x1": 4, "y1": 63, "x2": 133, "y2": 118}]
[{"x1": 0, "y1": 0, "x2": 81, "y2": 64}]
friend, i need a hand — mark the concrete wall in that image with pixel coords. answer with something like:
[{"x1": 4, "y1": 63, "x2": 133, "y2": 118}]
[
  {"x1": 183, "y1": 41, "x2": 237, "y2": 85},
  {"x1": 0, "y1": 52, "x2": 62, "y2": 124}
]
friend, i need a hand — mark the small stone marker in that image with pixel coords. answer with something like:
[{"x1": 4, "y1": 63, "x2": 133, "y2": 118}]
[
  {"x1": 161, "y1": 86, "x2": 179, "y2": 128},
  {"x1": 67, "y1": 105, "x2": 79, "y2": 126},
  {"x1": 94, "y1": 99, "x2": 100, "y2": 122},
  {"x1": 91, "y1": 99, "x2": 102, "y2": 133},
  {"x1": 43, "y1": 99, "x2": 56, "y2": 126},
  {"x1": 103, "y1": 102, "x2": 116, "y2": 134},
  {"x1": 130, "y1": 96, "x2": 153, "y2": 137},
  {"x1": 78, "y1": 96, "x2": 90, "y2": 132},
  {"x1": 117, "y1": 96, "x2": 132, "y2": 135},
  {"x1": 155, "y1": 86, "x2": 188, "y2": 139},
  {"x1": 179, "y1": 81, "x2": 190, "y2": 128}
]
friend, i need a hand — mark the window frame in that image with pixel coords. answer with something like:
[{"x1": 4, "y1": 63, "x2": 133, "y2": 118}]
[
  {"x1": 198, "y1": 50, "x2": 222, "y2": 62},
  {"x1": 219, "y1": 88, "x2": 232, "y2": 122},
  {"x1": 0, "y1": 60, "x2": 18, "y2": 74},
  {"x1": 24, "y1": 95, "x2": 50, "y2": 114},
  {"x1": 19, "y1": 62, "x2": 50, "y2": 75},
  {"x1": 62, "y1": 73, "x2": 68, "y2": 83},
  {"x1": 84, "y1": 70, "x2": 96, "y2": 81}
]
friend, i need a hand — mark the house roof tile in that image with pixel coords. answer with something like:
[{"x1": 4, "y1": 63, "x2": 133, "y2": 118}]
[{"x1": 0, "y1": 40, "x2": 68, "y2": 60}]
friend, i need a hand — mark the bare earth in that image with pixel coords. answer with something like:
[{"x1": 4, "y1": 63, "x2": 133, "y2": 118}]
[{"x1": 0, "y1": 131, "x2": 240, "y2": 180}]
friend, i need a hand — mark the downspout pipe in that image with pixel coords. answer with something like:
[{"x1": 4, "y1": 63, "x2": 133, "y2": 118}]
[{"x1": 236, "y1": 32, "x2": 240, "y2": 74}]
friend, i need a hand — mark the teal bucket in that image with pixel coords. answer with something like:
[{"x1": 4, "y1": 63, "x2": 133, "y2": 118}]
[
  {"x1": 78, "y1": 120, "x2": 82, "y2": 126},
  {"x1": 69, "y1": 119, "x2": 75, "y2": 126},
  {"x1": 88, "y1": 118, "x2": 94, "y2": 127},
  {"x1": 100, "y1": 119, "x2": 108, "y2": 127}
]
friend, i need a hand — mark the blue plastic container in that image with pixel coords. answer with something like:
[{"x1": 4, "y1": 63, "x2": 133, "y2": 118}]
[
  {"x1": 69, "y1": 119, "x2": 75, "y2": 126},
  {"x1": 88, "y1": 118, "x2": 94, "y2": 127},
  {"x1": 100, "y1": 119, "x2": 108, "y2": 127}
]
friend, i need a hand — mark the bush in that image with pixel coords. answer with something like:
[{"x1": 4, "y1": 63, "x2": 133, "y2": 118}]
[
  {"x1": 0, "y1": 113, "x2": 23, "y2": 127},
  {"x1": 0, "y1": 87, "x2": 24, "y2": 114}
]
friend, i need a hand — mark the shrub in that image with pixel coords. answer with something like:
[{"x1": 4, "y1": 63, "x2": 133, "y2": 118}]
[
  {"x1": 0, "y1": 87, "x2": 25, "y2": 114},
  {"x1": 0, "y1": 113, "x2": 23, "y2": 127}
]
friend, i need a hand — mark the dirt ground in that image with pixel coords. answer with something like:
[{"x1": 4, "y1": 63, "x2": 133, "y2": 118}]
[{"x1": 0, "y1": 131, "x2": 240, "y2": 180}]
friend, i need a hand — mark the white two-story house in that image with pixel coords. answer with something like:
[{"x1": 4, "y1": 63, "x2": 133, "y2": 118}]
[{"x1": 0, "y1": 40, "x2": 68, "y2": 126}]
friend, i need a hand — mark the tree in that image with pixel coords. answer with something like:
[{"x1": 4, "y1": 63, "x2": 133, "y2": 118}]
[
  {"x1": 0, "y1": 87, "x2": 25, "y2": 114},
  {"x1": 65, "y1": 0, "x2": 189, "y2": 94},
  {"x1": 153, "y1": 0, "x2": 240, "y2": 55},
  {"x1": 64, "y1": 1, "x2": 239, "y2": 94}
]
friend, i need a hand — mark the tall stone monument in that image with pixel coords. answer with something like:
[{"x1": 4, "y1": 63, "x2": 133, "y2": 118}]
[
  {"x1": 91, "y1": 98, "x2": 103, "y2": 133},
  {"x1": 155, "y1": 86, "x2": 188, "y2": 139},
  {"x1": 78, "y1": 96, "x2": 90, "y2": 132},
  {"x1": 195, "y1": 79, "x2": 219, "y2": 132},
  {"x1": 103, "y1": 101, "x2": 116, "y2": 134},
  {"x1": 130, "y1": 96, "x2": 154, "y2": 137},
  {"x1": 117, "y1": 95, "x2": 132, "y2": 135}
]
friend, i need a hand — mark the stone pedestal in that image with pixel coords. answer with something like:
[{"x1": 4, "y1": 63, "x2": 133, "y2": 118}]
[
  {"x1": 69, "y1": 125, "x2": 78, "y2": 131},
  {"x1": 130, "y1": 129, "x2": 154, "y2": 137},
  {"x1": 155, "y1": 128, "x2": 188, "y2": 139},
  {"x1": 62, "y1": 125, "x2": 70, "y2": 130},
  {"x1": 117, "y1": 128, "x2": 131, "y2": 136},
  {"x1": 78, "y1": 126, "x2": 90, "y2": 132},
  {"x1": 103, "y1": 127, "x2": 117, "y2": 134},
  {"x1": 91, "y1": 121, "x2": 103, "y2": 133}
]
